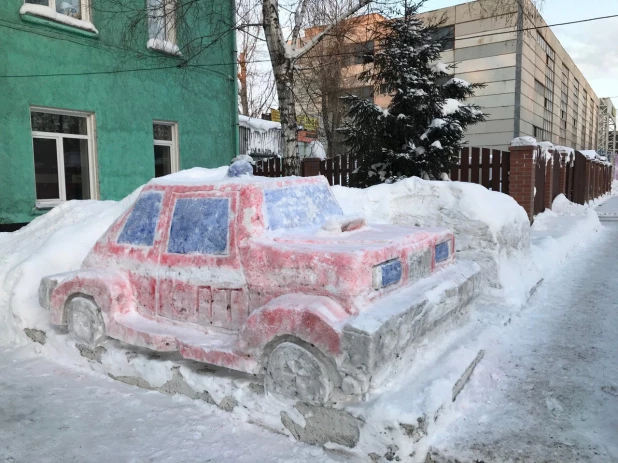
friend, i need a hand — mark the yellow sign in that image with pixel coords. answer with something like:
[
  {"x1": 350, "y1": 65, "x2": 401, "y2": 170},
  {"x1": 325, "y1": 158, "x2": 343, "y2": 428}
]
[
  {"x1": 297, "y1": 115, "x2": 319, "y2": 131},
  {"x1": 270, "y1": 109, "x2": 280, "y2": 122}
]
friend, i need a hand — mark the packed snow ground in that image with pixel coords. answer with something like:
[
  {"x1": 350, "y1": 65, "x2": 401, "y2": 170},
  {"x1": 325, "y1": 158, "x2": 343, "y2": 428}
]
[
  {"x1": 0, "y1": 347, "x2": 339, "y2": 463},
  {"x1": 427, "y1": 215, "x2": 618, "y2": 462},
  {"x1": 0, "y1": 171, "x2": 614, "y2": 462}
]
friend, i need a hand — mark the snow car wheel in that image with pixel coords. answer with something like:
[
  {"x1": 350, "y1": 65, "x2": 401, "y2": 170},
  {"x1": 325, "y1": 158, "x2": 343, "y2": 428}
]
[
  {"x1": 66, "y1": 297, "x2": 106, "y2": 347},
  {"x1": 265, "y1": 342, "x2": 333, "y2": 404}
]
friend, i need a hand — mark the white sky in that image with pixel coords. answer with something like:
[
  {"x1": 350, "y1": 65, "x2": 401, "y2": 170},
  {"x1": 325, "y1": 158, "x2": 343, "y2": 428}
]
[{"x1": 420, "y1": 0, "x2": 618, "y2": 107}]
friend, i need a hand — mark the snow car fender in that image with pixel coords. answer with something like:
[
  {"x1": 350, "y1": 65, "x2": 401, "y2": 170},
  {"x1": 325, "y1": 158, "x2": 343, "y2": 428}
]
[
  {"x1": 48, "y1": 269, "x2": 135, "y2": 326},
  {"x1": 238, "y1": 293, "x2": 350, "y2": 361}
]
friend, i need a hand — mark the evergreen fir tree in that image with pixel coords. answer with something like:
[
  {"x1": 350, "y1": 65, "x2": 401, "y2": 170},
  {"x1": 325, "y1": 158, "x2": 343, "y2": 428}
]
[{"x1": 341, "y1": 3, "x2": 486, "y2": 187}]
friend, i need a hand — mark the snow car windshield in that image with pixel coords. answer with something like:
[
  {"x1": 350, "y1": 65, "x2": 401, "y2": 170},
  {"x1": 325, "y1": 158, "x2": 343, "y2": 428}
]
[{"x1": 264, "y1": 183, "x2": 343, "y2": 230}]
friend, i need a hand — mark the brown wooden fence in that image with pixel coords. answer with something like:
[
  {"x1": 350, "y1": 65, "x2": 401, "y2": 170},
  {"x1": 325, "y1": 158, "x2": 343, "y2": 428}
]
[
  {"x1": 449, "y1": 147, "x2": 510, "y2": 194},
  {"x1": 252, "y1": 147, "x2": 612, "y2": 215}
]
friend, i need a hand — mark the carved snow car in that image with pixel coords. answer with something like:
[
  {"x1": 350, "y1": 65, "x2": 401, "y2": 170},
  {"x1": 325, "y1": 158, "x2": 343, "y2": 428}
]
[{"x1": 39, "y1": 163, "x2": 479, "y2": 404}]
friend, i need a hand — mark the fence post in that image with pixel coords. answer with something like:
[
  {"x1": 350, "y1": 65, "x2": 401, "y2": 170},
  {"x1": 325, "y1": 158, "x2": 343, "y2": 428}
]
[
  {"x1": 558, "y1": 151, "x2": 567, "y2": 196},
  {"x1": 543, "y1": 150, "x2": 554, "y2": 210},
  {"x1": 301, "y1": 158, "x2": 322, "y2": 177},
  {"x1": 509, "y1": 143, "x2": 537, "y2": 222}
]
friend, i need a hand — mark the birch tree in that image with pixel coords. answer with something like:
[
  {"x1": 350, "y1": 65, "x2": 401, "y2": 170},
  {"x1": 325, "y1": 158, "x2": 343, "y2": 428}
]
[{"x1": 262, "y1": 0, "x2": 375, "y2": 175}]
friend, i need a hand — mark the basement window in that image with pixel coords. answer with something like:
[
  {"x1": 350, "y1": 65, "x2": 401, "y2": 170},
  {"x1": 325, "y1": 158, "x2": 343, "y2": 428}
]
[
  {"x1": 153, "y1": 122, "x2": 179, "y2": 177},
  {"x1": 147, "y1": 0, "x2": 181, "y2": 56},
  {"x1": 30, "y1": 108, "x2": 98, "y2": 208},
  {"x1": 21, "y1": 0, "x2": 97, "y2": 33}
]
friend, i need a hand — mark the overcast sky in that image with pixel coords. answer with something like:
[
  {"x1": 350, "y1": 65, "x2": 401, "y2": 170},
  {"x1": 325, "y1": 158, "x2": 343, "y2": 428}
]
[{"x1": 420, "y1": 0, "x2": 618, "y2": 107}]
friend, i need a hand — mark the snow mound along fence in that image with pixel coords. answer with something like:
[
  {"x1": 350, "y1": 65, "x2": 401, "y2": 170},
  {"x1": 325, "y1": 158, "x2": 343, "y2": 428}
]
[{"x1": 333, "y1": 176, "x2": 531, "y2": 291}]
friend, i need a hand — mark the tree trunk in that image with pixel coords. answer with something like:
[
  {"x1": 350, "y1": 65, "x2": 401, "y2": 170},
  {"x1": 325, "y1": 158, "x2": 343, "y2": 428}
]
[
  {"x1": 238, "y1": 52, "x2": 249, "y2": 116},
  {"x1": 275, "y1": 64, "x2": 300, "y2": 175},
  {"x1": 263, "y1": 0, "x2": 300, "y2": 176}
]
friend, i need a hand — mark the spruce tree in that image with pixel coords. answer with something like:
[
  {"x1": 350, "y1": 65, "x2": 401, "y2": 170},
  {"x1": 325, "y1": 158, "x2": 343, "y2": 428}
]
[{"x1": 341, "y1": 3, "x2": 486, "y2": 187}]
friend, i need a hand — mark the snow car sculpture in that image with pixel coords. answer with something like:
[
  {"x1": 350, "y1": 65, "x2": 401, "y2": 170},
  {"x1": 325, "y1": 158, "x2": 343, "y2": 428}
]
[{"x1": 39, "y1": 162, "x2": 479, "y2": 404}]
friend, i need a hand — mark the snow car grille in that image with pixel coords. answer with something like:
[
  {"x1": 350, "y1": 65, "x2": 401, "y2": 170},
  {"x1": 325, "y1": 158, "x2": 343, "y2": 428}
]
[{"x1": 372, "y1": 258, "x2": 402, "y2": 290}]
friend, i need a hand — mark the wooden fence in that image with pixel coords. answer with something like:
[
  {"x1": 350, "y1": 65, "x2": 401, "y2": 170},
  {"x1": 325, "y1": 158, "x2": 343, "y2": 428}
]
[
  {"x1": 449, "y1": 147, "x2": 510, "y2": 194},
  {"x1": 252, "y1": 146, "x2": 612, "y2": 216}
]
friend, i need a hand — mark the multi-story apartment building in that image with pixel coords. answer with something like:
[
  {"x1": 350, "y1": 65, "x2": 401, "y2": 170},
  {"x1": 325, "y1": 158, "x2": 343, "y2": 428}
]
[
  {"x1": 297, "y1": 0, "x2": 601, "y2": 153},
  {"x1": 0, "y1": 0, "x2": 237, "y2": 229}
]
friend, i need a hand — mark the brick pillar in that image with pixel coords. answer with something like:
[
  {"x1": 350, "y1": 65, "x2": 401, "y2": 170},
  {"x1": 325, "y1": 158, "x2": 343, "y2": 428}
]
[
  {"x1": 558, "y1": 152, "x2": 567, "y2": 196},
  {"x1": 543, "y1": 150, "x2": 554, "y2": 210},
  {"x1": 509, "y1": 144, "x2": 537, "y2": 222},
  {"x1": 301, "y1": 158, "x2": 321, "y2": 177}
]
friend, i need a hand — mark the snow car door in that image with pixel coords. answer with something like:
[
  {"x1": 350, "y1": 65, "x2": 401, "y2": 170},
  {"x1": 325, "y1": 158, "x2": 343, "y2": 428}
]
[{"x1": 156, "y1": 190, "x2": 250, "y2": 329}]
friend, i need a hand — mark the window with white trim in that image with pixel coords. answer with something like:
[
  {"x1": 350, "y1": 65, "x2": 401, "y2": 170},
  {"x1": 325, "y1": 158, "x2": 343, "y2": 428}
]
[
  {"x1": 153, "y1": 122, "x2": 179, "y2": 177},
  {"x1": 31, "y1": 109, "x2": 97, "y2": 208},
  {"x1": 24, "y1": 0, "x2": 92, "y2": 23},
  {"x1": 147, "y1": 0, "x2": 180, "y2": 55}
]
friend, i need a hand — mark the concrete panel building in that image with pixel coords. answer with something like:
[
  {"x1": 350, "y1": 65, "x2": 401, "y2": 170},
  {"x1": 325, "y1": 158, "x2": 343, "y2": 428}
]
[
  {"x1": 417, "y1": 0, "x2": 600, "y2": 150},
  {"x1": 296, "y1": 0, "x2": 601, "y2": 153}
]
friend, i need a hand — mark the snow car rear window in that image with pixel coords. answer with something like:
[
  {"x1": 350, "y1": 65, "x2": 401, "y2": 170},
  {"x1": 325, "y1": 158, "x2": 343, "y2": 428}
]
[
  {"x1": 264, "y1": 183, "x2": 343, "y2": 230},
  {"x1": 118, "y1": 191, "x2": 163, "y2": 247},
  {"x1": 167, "y1": 197, "x2": 229, "y2": 255}
]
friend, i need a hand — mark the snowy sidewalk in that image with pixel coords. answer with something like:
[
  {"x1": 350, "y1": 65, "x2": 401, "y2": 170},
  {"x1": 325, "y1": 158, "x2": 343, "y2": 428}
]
[
  {"x1": 427, "y1": 222, "x2": 618, "y2": 462},
  {"x1": 0, "y1": 348, "x2": 341, "y2": 463},
  {"x1": 595, "y1": 195, "x2": 618, "y2": 220}
]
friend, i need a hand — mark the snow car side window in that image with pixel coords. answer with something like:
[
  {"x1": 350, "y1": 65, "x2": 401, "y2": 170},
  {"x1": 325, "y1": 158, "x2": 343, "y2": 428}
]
[
  {"x1": 167, "y1": 197, "x2": 229, "y2": 255},
  {"x1": 117, "y1": 191, "x2": 163, "y2": 247},
  {"x1": 264, "y1": 184, "x2": 343, "y2": 230}
]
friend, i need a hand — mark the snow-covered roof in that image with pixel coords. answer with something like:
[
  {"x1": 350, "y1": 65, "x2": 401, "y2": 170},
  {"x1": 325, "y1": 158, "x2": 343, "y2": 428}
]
[{"x1": 239, "y1": 115, "x2": 281, "y2": 133}]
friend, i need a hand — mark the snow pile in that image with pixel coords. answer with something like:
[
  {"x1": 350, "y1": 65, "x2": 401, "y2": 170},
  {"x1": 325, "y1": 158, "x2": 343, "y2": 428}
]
[
  {"x1": 510, "y1": 136, "x2": 537, "y2": 147},
  {"x1": 498, "y1": 193, "x2": 603, "y2": 306},
  {"x1": 20, "y1": 3, "x2": 98, "y2": 33},
  {"x1": 309, "y1": 140, "x2": 327, "y2": 160},
  {"x1": 0, "y1": 192, "x2": 140, "y2": 346},
  {"x1": 332, "y1": 177, "x2": 530, "y2": 289}
]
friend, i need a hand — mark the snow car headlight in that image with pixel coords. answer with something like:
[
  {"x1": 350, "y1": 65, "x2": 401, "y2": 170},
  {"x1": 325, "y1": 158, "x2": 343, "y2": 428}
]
[
  {"x1": 372, "y1": 258, "x2": 402, "y2": 290},
  {"x1": 435, "y1": 241, "x2": 450, "y2": 263}
]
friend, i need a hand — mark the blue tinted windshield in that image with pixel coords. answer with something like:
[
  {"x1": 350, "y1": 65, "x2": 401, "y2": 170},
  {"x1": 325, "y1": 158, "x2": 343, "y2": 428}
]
[{"x1": 264, "y1": 183, "x2": 343, "y2": 230}]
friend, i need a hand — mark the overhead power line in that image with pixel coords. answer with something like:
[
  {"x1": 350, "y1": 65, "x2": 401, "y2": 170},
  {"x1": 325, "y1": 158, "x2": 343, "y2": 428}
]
[{"x1": 0, "y1": 12, "x2": 617, "y2": 78}]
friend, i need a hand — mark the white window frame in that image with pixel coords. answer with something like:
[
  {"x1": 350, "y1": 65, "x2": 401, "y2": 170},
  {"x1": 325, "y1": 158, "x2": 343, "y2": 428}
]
[
  {"x1": 31, "y1": 106, "x2": 98, "y2": 208},
  {"x1": 153, "y1": 121, "x2": 179, "y2": 176},
  {"x1": 22, "y1": 0, "x2": 92, "y2": 24},
  {"x1": 146, "y1": 0, "x2": 180, "y2": 55}
]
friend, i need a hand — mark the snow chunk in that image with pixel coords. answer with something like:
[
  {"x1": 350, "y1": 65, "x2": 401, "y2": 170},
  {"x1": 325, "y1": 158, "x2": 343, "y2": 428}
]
[
  {"x1": 510, "y1": 136, "x2": 537, "y2": 147},
  {"x1": 147, "y1": 38, "x2": 181, "y2": 56},
  {"x1": 308, "y1": 140, "x2": 326, "y2": 160},
  {"x1": 445, "y1": 78, "x2": 470, "y2": 87},
  {"x1": 431, "y1": 61, "x2": 449, "y2": 74},
  {"x1": 20, "y1": 3, "x2": 98, "y2": 33},
  {"x1": 579, "y1": 150, "x2": 599, "y2": 160},
  {"x1": 442, "y1": 99, "x2": 462, "y2": 116},
  {"x1": 537, "y1": 141, "x2": 554, "y2": 150},
  {"x1": 431, "y1": 140, "x2": 443, "y2": 149},
  {"x1": 430, "y1": 118, "x2": 447, "y2": 128}
]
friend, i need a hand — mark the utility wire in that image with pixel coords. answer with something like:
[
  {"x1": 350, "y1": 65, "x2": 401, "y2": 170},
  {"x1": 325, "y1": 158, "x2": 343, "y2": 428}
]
[{"x1": 1, "y1": 12, "x2": 617, "y2": 77}]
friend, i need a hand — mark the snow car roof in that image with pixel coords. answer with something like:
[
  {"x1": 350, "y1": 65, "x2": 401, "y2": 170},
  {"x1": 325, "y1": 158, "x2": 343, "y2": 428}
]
[{"x1": 147, "y1": 167, "x2": 323, "y2": 190}]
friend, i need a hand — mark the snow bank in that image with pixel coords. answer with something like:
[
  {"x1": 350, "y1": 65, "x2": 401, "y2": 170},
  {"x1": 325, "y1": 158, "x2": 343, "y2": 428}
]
[
  {"x1": 332, "y1": 177, "x2": 530, "y2": 290},
  {"x1": 0, "y1": 191, "x2": 140, "y2": 346}
]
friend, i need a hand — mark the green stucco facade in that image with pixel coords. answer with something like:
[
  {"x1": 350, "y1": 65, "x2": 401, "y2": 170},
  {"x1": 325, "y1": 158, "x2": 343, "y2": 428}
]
[{"x1": 0, "y1": 0, "x2": 238, "y2": 225}]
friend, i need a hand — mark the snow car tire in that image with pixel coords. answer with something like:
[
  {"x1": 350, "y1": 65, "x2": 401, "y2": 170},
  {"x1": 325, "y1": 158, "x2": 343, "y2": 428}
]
[
  {"x1": 265, "y1": 342, "x2": 333, "y2": 405},
  {"x1": 66, "y1": 297, "x2": 106, "y2": 348}
]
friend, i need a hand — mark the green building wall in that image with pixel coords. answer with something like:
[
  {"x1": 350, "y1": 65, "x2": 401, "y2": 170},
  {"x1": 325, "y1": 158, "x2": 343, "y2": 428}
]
[{"x1": 0, "y1": 0, "x2": 238, "y2": 225}]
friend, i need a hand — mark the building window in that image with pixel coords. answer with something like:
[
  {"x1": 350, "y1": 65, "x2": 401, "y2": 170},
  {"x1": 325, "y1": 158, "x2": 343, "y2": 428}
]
[
  {"x1": 24, "y1": 0, "x2": 91, "y2": 22},
  {"x1": 347, "y1": 86, "x2": 374, "y2": 103},
  {"x1": 147, "y1": 0, "x2": 180, "y2": 55},
  {"x1": 30, "y1": 108, "x2": 97, "y2": 208},
  {"x1": 343, "y1": 41, "x2": 374, "y2": 66},
  {"x1": 153, "y1": 122, "x2": 179, "y2": 177},
  {"x1": 433, "y1": 26, "x2": 455, "y2": 51}
]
